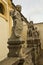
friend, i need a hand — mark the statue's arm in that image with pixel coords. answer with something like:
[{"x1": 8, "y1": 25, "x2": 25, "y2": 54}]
[{"x1": 10, "y1": 10, "x2": 15, "y2": 18}]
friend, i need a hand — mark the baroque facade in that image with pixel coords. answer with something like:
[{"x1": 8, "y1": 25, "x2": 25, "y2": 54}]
[{"x1": 0, "y1": 0, "x2": 42, "y2": 65}]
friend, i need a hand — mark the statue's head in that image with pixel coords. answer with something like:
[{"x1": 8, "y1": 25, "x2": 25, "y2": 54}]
[
  {"x1": 30, "y1": 21, "x2": 33, "y2": 24},
  {"x1": 30, "y1": 21, "x2": 33, "y2": 26},
  {"x1": 16, "y1": 5, "x2": 22, "y2": 12},
  {"x1": 35, "y1": 27, "x2": 37, "y2": 31},
  {"x1": 29, "y1": 21, "x2": 34, "y2": 30}
]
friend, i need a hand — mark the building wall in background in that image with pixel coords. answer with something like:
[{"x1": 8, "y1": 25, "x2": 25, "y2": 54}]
[{"x1": 34, "y1": 23, "x2": 43, "y2": 49}]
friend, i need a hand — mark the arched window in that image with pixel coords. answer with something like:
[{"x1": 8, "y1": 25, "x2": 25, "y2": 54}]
[{"x1": 0, "y1": 3, "x2": 5, "y2": 15}]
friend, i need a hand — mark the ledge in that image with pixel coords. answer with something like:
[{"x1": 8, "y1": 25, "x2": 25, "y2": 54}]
[{"x1": 0, "y1": 14, "x2": 8, "y2": 22}]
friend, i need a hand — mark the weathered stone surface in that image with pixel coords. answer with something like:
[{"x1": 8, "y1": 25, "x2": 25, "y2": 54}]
[
  {"x1": 7, "y1": 40, "x2": 24, "y2": 57},
  {"x1": 0, "y1": 48, "x2": 34, "y2": 65},
  {"x1": 7, "y1": 5, "x2": 25, "y2": 57},
  {"x1": 27, "y1": 38, "x2": 41, "y2": 65},
  {"x1": 27, "y1": 21, "x2": 41, "y2": 65},
  {"x1": 10, "y1": 5, "x2": 23, "y2": 39},
  {"x1": 27, "y1": 21, "x2": 34, "y2": 37},
  {"x1": 22, "y1": 48, "x2": 34, "y2": 65},
  {"x1": 0, "y1": 57, "x2": 20, "y2": 65}
]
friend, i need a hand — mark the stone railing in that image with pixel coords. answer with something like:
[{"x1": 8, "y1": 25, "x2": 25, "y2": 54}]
[{"x1": 12, "y1": 47, "x2": 34, "y2": 65}]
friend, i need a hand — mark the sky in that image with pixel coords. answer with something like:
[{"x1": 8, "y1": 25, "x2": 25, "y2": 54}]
[{"x1": 13, "y1": 0, "x2": 43, "y2": 23}]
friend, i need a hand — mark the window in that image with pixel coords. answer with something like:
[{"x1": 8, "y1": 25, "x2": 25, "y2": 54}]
[{"x1": 0, "y1": 3, "x2": 5, "y2": 15}]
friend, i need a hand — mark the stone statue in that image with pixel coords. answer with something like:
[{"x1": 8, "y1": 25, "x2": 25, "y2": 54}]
[
  {"x1": 29, "y1": 21, "x2": 34, "y2": 30},
  {"x1": 8, "y1": 5, "x2": 24, "y2": 57},
  {"x1": 10, "y1": 5, "x2": 24, "y2": 40},
  {"x1": 33, "y1": 27, "x2": 39, "y2": 38},
  {"x1": 27, "y1": 21, "x2": 39, "y2": 38},
  {"x1": 27, "y1": 21, "x2": 34, "y2": 37}
]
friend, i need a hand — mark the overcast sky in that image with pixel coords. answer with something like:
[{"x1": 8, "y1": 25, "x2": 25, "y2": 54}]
[{"x1": 13, "y1": 0, "x2": 43, "y2": 23}]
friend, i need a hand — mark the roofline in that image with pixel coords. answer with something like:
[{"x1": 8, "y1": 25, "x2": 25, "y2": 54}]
[{"x1": 34, "y1": 22, "x2": 43, "y2": 25}]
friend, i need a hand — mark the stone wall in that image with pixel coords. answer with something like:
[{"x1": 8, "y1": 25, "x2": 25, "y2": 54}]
[{"x1": 0, "y1": 17, "x2": 9, "y2": 61}]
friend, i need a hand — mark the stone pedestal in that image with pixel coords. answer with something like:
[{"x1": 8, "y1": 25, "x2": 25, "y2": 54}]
[
  {"x1": 33, "y1": 38, "x2": 41, "y2": 57},
  {"x1": 27, "y1": 38, "x2": 41, "y2": 65},
  {"x1": 7, "y1": 40, "x2": 24, "y2": 57},
  {"x1": 33, "y1": 38, "x2": 41, "y2": 65},
  {"x1": 27, "y1": 38, "x2": 33, "y2": 48}
]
